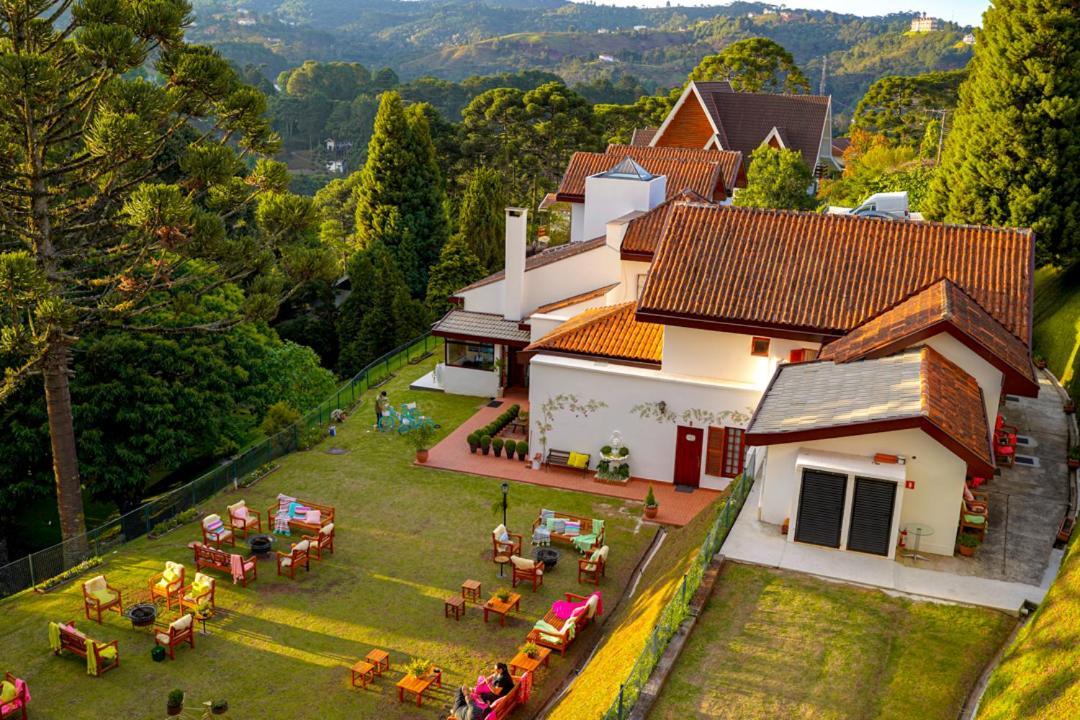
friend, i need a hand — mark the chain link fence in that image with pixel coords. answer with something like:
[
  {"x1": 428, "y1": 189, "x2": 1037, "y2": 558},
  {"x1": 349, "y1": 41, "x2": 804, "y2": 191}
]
[
  {"x1": 603, "y1": 452, "x2": 758, "y2": 720},
  {"x1": 0, "y1": 333, "x2": 439, "y2": 598}
]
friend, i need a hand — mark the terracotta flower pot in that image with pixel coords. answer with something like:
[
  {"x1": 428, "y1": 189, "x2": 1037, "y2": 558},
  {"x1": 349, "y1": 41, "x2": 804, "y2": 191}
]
[
  {"x1": 957, "y1": 544, "x2": 975, "y2": 557},
  {"x1": 643, "y1": 504, "x2": 658, "y2": 519},
  {"x1": 416, "y1": 449, "x2": 429, "y2": 463},
  {"x1": 167, "y1": 705, "x2": 183, "y2": 717}
]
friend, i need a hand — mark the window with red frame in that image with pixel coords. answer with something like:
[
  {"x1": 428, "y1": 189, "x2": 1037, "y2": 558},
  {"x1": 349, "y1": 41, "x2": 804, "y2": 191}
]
[
  {"x1": 750, "y1": 337, "x2": 770, "y2": 357},
  {"x1": 706, "y1": 427, "x2": 746, "y2": 477}
]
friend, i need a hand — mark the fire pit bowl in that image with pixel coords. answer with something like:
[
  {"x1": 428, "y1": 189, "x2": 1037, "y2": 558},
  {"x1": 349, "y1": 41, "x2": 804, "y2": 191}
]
[
  {"x1": 127, "y1": 603, "x2": 158, "y2": 628},
  {"x1": 248, "y1": 534, "x2": 275, "y2": 559},
  {"x1": 533, "y1": 547, "x2": 560, "y2": 570}
]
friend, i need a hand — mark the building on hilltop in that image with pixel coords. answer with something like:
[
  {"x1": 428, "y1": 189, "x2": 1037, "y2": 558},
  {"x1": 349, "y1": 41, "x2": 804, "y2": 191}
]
[{"x1": 911, "y1": 14, "x2": 940, "y2": 32}]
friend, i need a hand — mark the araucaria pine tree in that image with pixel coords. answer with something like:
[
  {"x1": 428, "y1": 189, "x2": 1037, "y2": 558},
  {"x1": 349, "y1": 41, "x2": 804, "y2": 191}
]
[
  {"x1": 425, "y1": 236, "x2": 488, "y2": 315},
  {"x1": 0, "y1": 0, "x2": 334, "y2": 562},
  {"x1": 925, "y1": 1, "x2": 1080, "y2": 263},
  {"x1": 354, "y1": 93, "x2": 449, "y2": 296},
  {"x1": 456, "y1": 167, "x2": 506, "y2": 272}
]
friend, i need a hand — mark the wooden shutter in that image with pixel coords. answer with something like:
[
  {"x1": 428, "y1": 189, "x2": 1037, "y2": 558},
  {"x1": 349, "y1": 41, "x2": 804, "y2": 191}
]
[
  {"x1": 794, "y1": 469, "x2": 847, "y2": 548},
  {"x1": 706, "y1": 427, "x2": 746, "y2": 478},
  {"x1": 705, "y1": 427, "x2": 724, "y2": 476},
  {"x1": 846, "y1": 477, "x2": 897, "y2": 556}
]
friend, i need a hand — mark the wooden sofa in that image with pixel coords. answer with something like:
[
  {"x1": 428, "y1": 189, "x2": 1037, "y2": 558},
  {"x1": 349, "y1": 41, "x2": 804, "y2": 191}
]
[
  {"x1": 191, "y1": 543, "x2": 257, "y2": 587},
  {"x1": 531, "y1": 512, "x2": 604, "y2": 551},
  {"x1": 52, "y1": 621, "x2": 120, "y2": 676},
  {"x1": 525, "y1": 592, "x2": 601, "y2": 656},
  {"x1": 444, "y1": 673, "x2": 528, "y2": 720},
  {"x1": 0, "y1": 671, "x2": 29, "y2": 720},
  {"x1": 266, "y1": 498, "x2": 335, "y2": 536}
]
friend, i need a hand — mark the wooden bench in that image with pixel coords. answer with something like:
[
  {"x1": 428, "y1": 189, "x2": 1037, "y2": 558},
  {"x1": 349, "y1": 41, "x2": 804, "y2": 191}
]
[
  {"x1": 545, "y1": 449, "x2": 590, "y2": 475},
  {"x1": 191, "y1": 543, "x2": 257, "y2": 587},
  {"x1": 525, "y1": 593, "x2": 599, "y2": 657},
  {"x1": 531, "y1": 513, "x2": 604, "y2": 550},
  {"x1": 444, "y1": 673, "x2": 527, "y2": 720},
  {"x1": 53, "y1": 621, "x2": 119, "y2": 676},
  {"x1": 266, "y1": 499, "x2": 335, "y2": 536}
]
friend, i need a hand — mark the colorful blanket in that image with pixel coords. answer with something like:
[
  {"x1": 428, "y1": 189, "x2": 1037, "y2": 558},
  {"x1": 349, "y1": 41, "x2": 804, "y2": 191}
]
[{"x1": 551, "y1": 591, "x2": 603, "y2": 620}]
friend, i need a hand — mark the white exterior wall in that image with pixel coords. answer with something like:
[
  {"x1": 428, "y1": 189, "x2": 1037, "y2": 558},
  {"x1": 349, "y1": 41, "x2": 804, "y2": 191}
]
[
  {"x1": 570, "y1": 203, "x2": 585, "y2": 243},
  {"x1": 438, "y1": 345, "x2": 504, "y2": 397},
  {"x1": 528, "y1": 355, "x2": 760, "y2": 488},
  {"x1": 756, "y1": 429, "x2": 966, "y2": 557},
  {"x1": 923, "y1": 334, "x2": 1004, "y2": 425},
  {"x1": 458, "y1": 281, "x2": 504, "y2": 315},
  {"x1": 581, "y1": 175, "x2": 666, "y2": 243},
  {"x1": 617, "y1": 260, "x2": 652, "y2": 303},
  {"x1": 662, "y1": 326, "x2": 822, "y2": 388}
]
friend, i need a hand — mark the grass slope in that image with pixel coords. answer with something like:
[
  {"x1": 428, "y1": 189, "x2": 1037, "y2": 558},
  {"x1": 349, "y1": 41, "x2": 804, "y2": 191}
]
[
  {"x1": 649, "y1": 564, "x2": 1014, "y2": 720},
  {"x1": 0, "y1": 355, "x2": 655, "y2": 719},
  {"x1": 547, "y1": 495, "x2": 724, "y2": 720},
  {"x1": 977, "y1": 534, "x2": 1080, "y2": 719},
  {"x1": 1032, "y1": 263, "x2": 1080, "y2": 386}
]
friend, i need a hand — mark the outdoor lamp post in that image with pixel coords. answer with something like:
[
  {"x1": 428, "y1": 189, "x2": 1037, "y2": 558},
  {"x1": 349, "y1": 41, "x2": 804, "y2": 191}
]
[{"x1": 499, "y1": 482, "x2": 509, "y2": 577}]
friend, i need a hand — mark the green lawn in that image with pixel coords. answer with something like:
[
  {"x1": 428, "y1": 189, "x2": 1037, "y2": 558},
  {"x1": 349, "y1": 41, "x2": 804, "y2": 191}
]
[
  {"x1": 1032, "y1": 263, "x2": 1080, "y2": 385},
  {"x1": 0, "y1": 354, "x2": 655, "y2": 719},
  {"x1": 649, "y1": 564, "x2": 1014, "y2": 720}
]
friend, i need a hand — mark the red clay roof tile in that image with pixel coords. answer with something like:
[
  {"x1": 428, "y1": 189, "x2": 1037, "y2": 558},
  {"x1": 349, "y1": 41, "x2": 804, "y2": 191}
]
[
  {"x1": 556, "y1": 145, "x2": 742, "y2": 202},
  {"x1": 525, "y1": 302, "x2": 663, "y2": 365}
]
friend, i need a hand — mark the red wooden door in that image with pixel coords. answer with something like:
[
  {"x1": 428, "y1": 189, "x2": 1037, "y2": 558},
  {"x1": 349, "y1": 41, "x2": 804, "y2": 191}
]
[{"x1": 673, "y1": 426, "x2": 704, "y2": 487}]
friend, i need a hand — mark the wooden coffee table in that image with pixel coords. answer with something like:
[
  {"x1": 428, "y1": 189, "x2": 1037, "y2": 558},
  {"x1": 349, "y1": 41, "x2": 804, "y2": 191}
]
[
  {"x1": 396, "y1": 667, "x2": 442, "y2": 706},
  {"x1": 483, "y1": 593, "x2": 521, "y2": 626},
  {"x1": 509, "y1": 646, "x2": 551, "y2": 675}
]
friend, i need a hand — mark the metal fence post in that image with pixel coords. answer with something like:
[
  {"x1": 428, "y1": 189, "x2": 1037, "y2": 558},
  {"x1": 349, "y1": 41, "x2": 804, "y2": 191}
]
[
  {"x1": 27, "y1": 554, "x2": 34, "y2": 587},
  {"x1": 618, "y1": 683, "x2": 624, "y2": 720}
]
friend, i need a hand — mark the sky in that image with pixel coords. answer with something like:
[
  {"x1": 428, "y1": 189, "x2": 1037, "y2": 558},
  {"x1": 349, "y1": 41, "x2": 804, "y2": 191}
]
[{"x1": 576, "y1": 1, "x2": 991, "y2": 27}]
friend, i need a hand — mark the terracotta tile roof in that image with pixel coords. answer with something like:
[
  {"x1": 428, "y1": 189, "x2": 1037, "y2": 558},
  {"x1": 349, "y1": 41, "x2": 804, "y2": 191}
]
[
  {"x1": 637, "y1": 204, "x2": 1034, "y2": 345},
  {"x1": 620, "y1": 189, "x2": 711, "y2": 259},
  {"x1": 819, "y1": 279, "x2": 1038, "y2": 395},
  {"x1": 690, "y1": 82, "x2": 830, "y2": 168},
  {"x1": 455, "y1": 237, "x2": 607, "y2": 294},
  {"x1": 555, "y1": 144, "x2": 742, "y2": 202},
  {"x1": 432, "y1": 309, "x2": 531, "y2": 345},
  {"x1": 746, "y1": 347, "x2": 993, "y2": 473},
  {"x1": 525, "y1": 302, "x2": 663, "y2": 365},
  {"x1": 630, "y1": 127, "x2": 657, "y2": 146},
  {"x1": 534, "y1": 283, "x2": 618, "y2": 314}
]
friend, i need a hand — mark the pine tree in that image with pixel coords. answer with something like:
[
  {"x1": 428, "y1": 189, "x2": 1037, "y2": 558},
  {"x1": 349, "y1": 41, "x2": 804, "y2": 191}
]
[
  {"x1": 426, "y1": 237, "x2": 488, "y2": 316},
  {"x1": 925, "y1": 2, "x2": 1080, "y2": 263},
  {"x1": 733, "y1": 147, "x2": 817, "y2": 211},
  {"x1": 354, "y1": 93, "x2": 448, "y2": 296},
  {"x1": 457, "y1": 168, "x2": 507, "y2": 271}
]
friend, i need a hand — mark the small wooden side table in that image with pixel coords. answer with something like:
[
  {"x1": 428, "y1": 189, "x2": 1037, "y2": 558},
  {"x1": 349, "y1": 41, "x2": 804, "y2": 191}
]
[
  {"x1": 444, "y1": 595, "x2": 465, "y2": 620},
  {"x1": 509, "y1": 646, "x2": 551, "y2": 675},
  {"x1": 366, "y1": 649, "x2": 390, "y2": 675},
  {"x1": 351, "y1": 660, "x2": 376, "y2": 688},
  {"x1": 462, "y1": 579, "x2": 482, "y2": 603},
  {"x1": 483, "y1": 593, "x2": 521, "y2": 626}
]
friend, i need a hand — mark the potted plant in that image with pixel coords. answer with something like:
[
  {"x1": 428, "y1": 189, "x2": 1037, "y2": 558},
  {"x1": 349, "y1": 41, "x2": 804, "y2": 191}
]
[
  {"x1": 166, "y1": 690, "x2": 184, "y2": 717},
  {"x1": 211, "y1": 699, "x2": 229, "y2": 715},
  {"x1": 1069, "y1": 446, "x2": 1080, "y2": 470},
  {"x1": 519, "y1": 642, "x2": 541, "y2": 660},
  {"x1": 505, "y1": 439, "x2": 518, "y2": 459},
  {"x1": 405, "y1": 658, "x2": 430, "y2": 679},
  {"x1": 481, "y1": 435, "x2": 491, "y2": 456},
  {"x1": 408, "y1": 423, "x2": 437, "y2": 463},
  {"x1": 468, "y1": 433, "x2": 480, "y2": 454},
  {"x1": 1034, "y1": 353, "x2": 1048, "y2": 370},
  {"x1": 495, "y1": 586, "x2": 512, "y2": 603},
  {"x1": 492, "y1": 436, "x2": 504, "y2": 458},
  {"x1": 957, "y1": 532, "x2": 980, "y2": 557},
  {"x1": 517, "y1": 442, "x2": 529, "y2": 461},
  {"x1": 643, "y1": 485, "x2": 658, "y2": 519}
]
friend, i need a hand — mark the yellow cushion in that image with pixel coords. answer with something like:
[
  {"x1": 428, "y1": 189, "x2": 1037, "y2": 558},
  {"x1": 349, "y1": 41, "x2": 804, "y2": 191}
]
[
  {"x1": 98, "y1": 645, "x2": 117, "y2": 661},
  {"x1": 0, "y1": 681, "x2": 16, "y2": 704},
  {"x1": 156, "y1": 579, "x2": 170, "y2": 589},
  {"x1": 568, "y1": 452, "x2": 588, "y2": 469},
  {"x1": 89, "y1": 589, "x2": 115, "y2": 604},
  {"x1": 162, "y1": 567, "x2": 178, "y2": 584}
]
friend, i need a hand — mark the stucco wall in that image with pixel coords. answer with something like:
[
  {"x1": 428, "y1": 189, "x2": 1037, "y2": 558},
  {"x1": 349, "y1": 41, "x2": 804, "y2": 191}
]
[
  {"x1": 528, "y1": 355, "x2": 760, "y2": 488},
  {"x1": 756, "y1": 428, "x2": 966, "y2": 557},
  {"x1": 439, "y1": 362, "x2": 499, "y2": 398},
  {"x1": 662, "y1": 326, "x2": 822, "y2": 388},
  {"x1": 570, "y1": 202, "x2": 585, "y2": 243},
  {"x1": 582, "y1": 174, "x2": 666, "y2": 243}
]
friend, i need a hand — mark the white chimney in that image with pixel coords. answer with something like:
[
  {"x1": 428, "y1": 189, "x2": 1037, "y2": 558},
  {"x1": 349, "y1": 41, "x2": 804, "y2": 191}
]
[{"x1": 504, "y1": 207, "x2": 527, "y2": 322}]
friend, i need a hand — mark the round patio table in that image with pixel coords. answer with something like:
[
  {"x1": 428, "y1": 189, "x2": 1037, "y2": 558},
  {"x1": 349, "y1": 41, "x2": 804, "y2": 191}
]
[{"x1": 903, "y1": 523, "x2": 934, "y2": 561}]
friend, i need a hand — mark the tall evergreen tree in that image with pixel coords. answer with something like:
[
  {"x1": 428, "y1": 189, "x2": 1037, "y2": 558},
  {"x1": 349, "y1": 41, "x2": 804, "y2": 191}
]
[
  {"x1": 426, "y1": 236, "x2": 488, "y2": 316},
  {"x1": 457, "y1": 168, "x2": 506, "y2": 271},
  {"x1": 925, "y1": 2, "x2": 1080, "y2": 263},
  {"x1": 354, "y1": 93, "x2": 449, "y2": 296},
  {"x1": 689, "y1": 38, "x2": 810, "y2": 94}
]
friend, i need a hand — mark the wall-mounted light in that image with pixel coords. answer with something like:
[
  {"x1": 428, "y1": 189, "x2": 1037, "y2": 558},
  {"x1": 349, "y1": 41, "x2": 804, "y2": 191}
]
[{"x1": 657, "y1": 401, "x2": 667, "y2": 415}]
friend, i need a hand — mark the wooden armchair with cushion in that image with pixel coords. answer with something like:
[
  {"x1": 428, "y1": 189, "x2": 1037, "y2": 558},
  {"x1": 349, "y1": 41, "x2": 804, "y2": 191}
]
[
  {"x1": 276, "y1": 539, "x2": 311, "y2": 579},
  {"x1": 302, "y1": 522, "x2": 335, "y2": 561},
  {"x1": 148, "y1": 561, "x2": 186, "y2": 610},
  {"x1": 0, "y1": 671, "x2": 29, "y2": 719},
  {"x1": 82, "y1": 575, "x2": 123, "y2": 624},
  {"x1": 227, "y1": 500, "x2": 262, "y2": 538},
  {"x1": 959, "y1": 489, "x2": 989, "y2": 541},
  {"x1": 509, "y1": 555, "x2": 543, "y2": 592},
  {"x1": 201, "y1": 514, "x2": 234, "y2": 549},
  {"x1": 154, "y1": 613, "x2": 195, "y2": 660},
  {"x1": 179, "y1": 573, "x2": 216, "y2": 613},
  {"x1": 492, "y1": 524, "x2": 522, "y2": 563},
  {"x1": 578, "y1": 545, "x2": 608, "y2": 586}
]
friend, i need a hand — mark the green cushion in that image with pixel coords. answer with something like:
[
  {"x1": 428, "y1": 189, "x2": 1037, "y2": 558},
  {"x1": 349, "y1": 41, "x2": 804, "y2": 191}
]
[
  {"x1": 589, "y1": 549, "x2": 602, "y2": 562},
  {"x1": 89, "y1": 589, "x2": 115, "y2": 604},
  {"x1": 539, "y1": 633, "x2": 562, "y2": 645},
  {"x1": 963, "y1": 514, "x2": 986, "y2": 525},
  {"x1": 162, "y1": 567, "x2": 178, "y2": 584},
  {"x1": 533, "y1": 620, "x2": 560, "y2": 635},
  {"x1": 0, "y1": 681, "x2": 16, "y2": 704},
  {"x1": 99, "y1": 645, "x2": 117, "y2": 661}
]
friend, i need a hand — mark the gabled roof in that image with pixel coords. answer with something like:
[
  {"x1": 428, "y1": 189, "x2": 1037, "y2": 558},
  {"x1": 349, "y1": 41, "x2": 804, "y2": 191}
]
[
  {"x1": 534, "y1": 283, "x2": 618, "y2": 315},
  {"x1": 431, "y1": 309, "x2": 531, "y2": 346},
  {"x1": 820, "y1": 279, "x2": 1038, "y2": 396},
  {"x1": 745, "y1": 347, "x2": 994, "y2": 475},
  {"x1": 524, "y1": 302, "x2": 663, "y2": 365},
  {"x1": 652, "y1": 81, "x2": 830, "y2": 168},
  {"x1": 555, "y1": 144, "x2": 742, "y2": 203},
  {"x1": 629, "y1": 127, "x2": 657, "y2": 146},
  {"x1": 636, "y1": 204, "x2": 1034, "y2": 345},
  {"x1": 455, "y1": 236, "x2": 607, "y2": 294},
  {"x1": 620, "y1": 189, "x2": 711, "y2": 260}
]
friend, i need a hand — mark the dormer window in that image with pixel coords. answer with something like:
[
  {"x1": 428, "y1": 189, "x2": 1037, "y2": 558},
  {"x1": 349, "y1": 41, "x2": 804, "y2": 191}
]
[{"x1": 751, "y1": 337, "x2": 771, "y2": 357}]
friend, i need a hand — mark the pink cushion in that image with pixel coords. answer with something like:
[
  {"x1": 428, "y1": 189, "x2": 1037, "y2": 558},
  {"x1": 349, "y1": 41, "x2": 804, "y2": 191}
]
[{"x1": 306, "y1": 510, "x2": 321, "y2": 524}]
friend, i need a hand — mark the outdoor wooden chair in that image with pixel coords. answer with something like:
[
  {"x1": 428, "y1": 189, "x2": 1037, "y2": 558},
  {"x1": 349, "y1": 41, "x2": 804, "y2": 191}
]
[
  {"x1": 994, "y1": 441, "x2": 1015, "y2": 467},
  {"x1": 509, "y1": 555, "x2": 543, "y2": 592},
  {"x1": 276, "y1": 539, "x2": 311, "y2": 579},
  {"x1": 0, "y1": 671, "x2": 29, "y2": 719},
  {"x1": 578, "y1": 545, "x2": 609, "y2": 586},
  {"x1": 82, "y1": 575, "x2": 123, "y2": 624},
  {"x1": 201, "y1": 513, "x2": 235, "y2": 548},
  {"x1": 302, "y1": 522, "x2": 335, "y2": 561},
  {"x1": 154, "y1": 613, "x2": 195, "y2": 660},
  {"x1": 148, "y1": 561, "x2": 186, "y2": 610},
  {"x1": 179, "y1": 573, "x2": 216, "y2": 613},
  {"x1": 960, "y1": 491, "x2": 989, "y2": 541},
  {"x1": 492, "y1": 524, "x2": 522, "y2": 562},
  {"x1": 995, "y1": 415, "x2": 1019, "y2": 446},
  {"x1": 227, "y1": 500, "x2": 262, "y2": 538}
]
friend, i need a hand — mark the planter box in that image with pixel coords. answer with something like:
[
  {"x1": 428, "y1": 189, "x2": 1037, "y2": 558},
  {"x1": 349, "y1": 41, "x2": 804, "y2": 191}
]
[{"x1": 32, "y1": 559, "x2": 106, "y2": 594}]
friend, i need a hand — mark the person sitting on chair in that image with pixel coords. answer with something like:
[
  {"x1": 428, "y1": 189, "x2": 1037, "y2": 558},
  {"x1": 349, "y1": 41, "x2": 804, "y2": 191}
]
[
  {"x1": 450, "y1": 686, "x2": 484, "y2": 720},
  {"x1": 478, "y1": 662, "x2": 514, "y2": 704}
]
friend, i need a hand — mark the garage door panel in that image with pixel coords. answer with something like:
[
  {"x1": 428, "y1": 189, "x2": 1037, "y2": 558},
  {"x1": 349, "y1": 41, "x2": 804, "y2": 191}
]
[
  {"x1": 794, "y1": 469, "x2": 846, "y2": 548},
  {"x1": 846, "y1": 477, "x2": 896, "y2": 556}
]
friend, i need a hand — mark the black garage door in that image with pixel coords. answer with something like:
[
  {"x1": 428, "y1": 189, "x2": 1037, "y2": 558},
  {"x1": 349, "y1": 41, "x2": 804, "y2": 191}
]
[
  {"x1": 846, "y1": 477, "x2": 897, "y2": 556},
  {"x1": 794, "y1": 469, "x2": 847, "y2": 548}
]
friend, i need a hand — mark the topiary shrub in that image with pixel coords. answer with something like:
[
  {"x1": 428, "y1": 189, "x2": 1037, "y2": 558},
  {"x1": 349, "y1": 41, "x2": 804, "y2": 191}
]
[
  {"x1": 492, "y1": 437, "x2": 504, "y2": 457},
  {"x1": 468, "y1": 433, "x2": 480, "y2": 453},
  {"x1": 481, "y1": 435, "x2": 491, "y2": 455},
  {"x1": 504, "y1": 440, "x2": 517, "y2": 459},
  {"x1": 517, "y1": 441, "x2": 528, "y2": 460}
]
